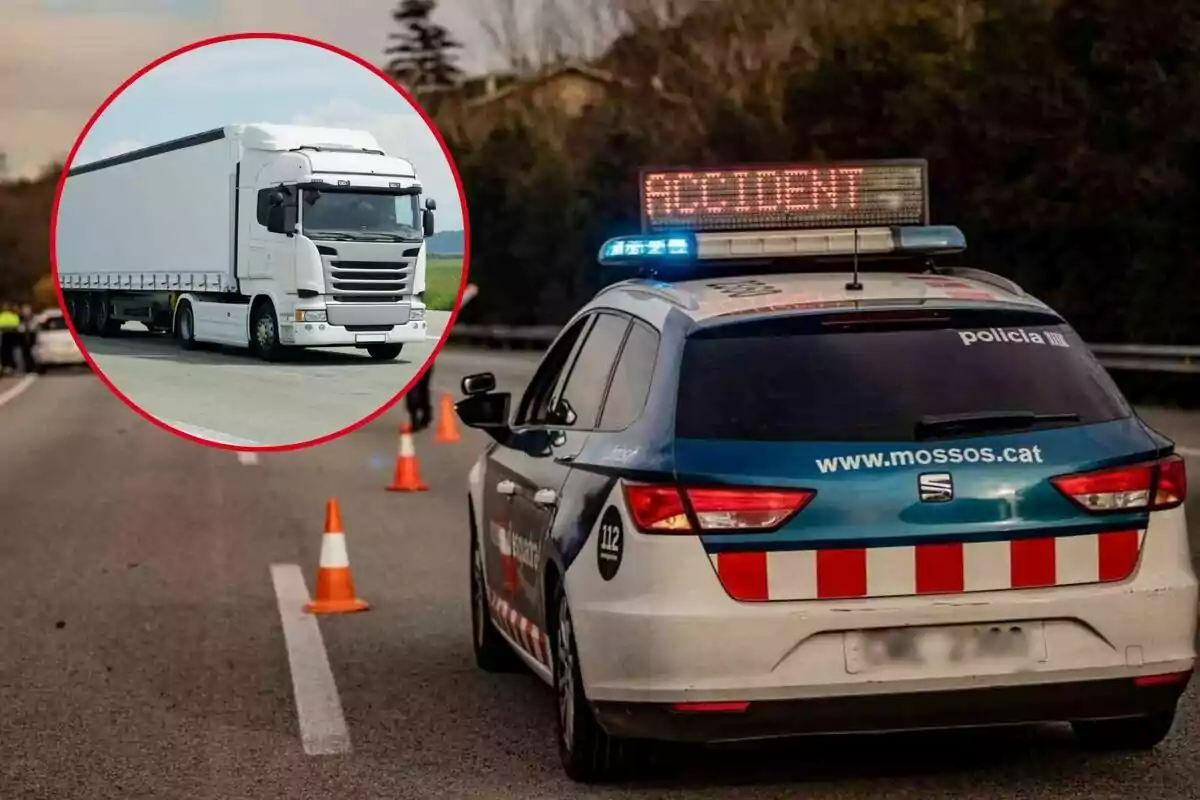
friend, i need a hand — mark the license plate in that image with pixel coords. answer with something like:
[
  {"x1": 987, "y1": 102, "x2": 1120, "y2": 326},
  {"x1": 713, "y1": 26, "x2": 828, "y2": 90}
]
[
  {"x1": 844, "y1": 622, "x2": 1047, "y2": 674},
  {"x1": 355, "y1": 334, "x2": 387, "y2": 344}
]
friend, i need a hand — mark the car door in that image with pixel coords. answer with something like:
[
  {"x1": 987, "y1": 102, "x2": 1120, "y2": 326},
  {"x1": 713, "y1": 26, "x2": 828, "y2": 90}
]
[
  {"x1": 491, "y1": 311, "x2": 632, "y2": 641},
  {"x1": 483, "y1": 315, "x2": 593, "y2": 610}
]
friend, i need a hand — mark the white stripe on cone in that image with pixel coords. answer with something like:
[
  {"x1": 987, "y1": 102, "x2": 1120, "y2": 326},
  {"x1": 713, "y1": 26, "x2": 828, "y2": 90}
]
[
  {"x1": 400, "y1": 430, "x2": 415, "y2": 458},
  {"x1": 318, "y1": 531, "x2": 350, "y2": 569}
]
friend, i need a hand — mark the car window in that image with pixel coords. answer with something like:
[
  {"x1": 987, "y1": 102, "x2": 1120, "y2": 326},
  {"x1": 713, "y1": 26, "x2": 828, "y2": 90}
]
[
  {"x1": 548, "y1": 312, "x2": 630, "y2": 429},
  {"x1": 676, "y1": 310, "x2": 1131, "y2": 442},
  {"x1": 515, "y1": 316, "x2": 592, "y2": 427},
  {"x1": 598, "y1": 320, "x2": 660, "y2": 431},
  {"x1": 38, "y1": 315, "x2": 68, "y2": 332}
]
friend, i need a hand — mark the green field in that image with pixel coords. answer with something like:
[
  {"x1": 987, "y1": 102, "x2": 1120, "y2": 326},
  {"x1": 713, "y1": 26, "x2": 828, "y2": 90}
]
[{"x1": 425, "y1": 256, "x2": 465, "y2": 311}]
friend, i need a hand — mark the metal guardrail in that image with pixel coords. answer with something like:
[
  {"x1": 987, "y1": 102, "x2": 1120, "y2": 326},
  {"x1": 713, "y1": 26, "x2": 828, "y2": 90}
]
[{"x1": 448, "y1": 324, "x2": 1200, "y2": 374}]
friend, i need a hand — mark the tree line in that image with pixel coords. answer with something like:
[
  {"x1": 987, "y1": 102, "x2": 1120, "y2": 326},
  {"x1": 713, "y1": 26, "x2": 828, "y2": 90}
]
[{"x1": 389, "y1": 0, "x2": 1200, "y2": 363}]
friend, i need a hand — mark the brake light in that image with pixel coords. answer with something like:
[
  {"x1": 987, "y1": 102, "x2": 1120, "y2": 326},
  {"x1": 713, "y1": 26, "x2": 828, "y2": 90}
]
[
  {"x1": 623, "y1": 485, "x2": 690, "y2": 531},
  {"x1": 1051, "y1": 455, "x2": 1186, "y2": 513},
  {"x1": 622, "y1": 484, "x2": 814, "y2": 533},
  {"x1": 685, "y1": 488, "x2": 814, "y2": 530}
]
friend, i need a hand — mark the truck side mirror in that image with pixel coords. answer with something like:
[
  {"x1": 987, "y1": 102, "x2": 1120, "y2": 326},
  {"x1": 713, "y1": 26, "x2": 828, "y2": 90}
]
[
  {"x1": 422, "y1": 207, "x2": 435, "y2": 237},
  {"x1": 425, "y1": 198, "x2": 437, "y2": 211},
  {"x1": 267, "y1": 205, "x2": 287, "y2": 235}
]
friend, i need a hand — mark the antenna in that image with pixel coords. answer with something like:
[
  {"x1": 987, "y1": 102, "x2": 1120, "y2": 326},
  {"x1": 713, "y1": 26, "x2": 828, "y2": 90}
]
[{"x1": 845, "y1": 228, "x2": 863, "y2": 291}]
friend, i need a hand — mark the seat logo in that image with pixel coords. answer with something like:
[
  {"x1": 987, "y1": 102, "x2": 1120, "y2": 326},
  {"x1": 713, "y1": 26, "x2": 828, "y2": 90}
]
[{"x1": 918, "y1": 472, "x2": 954, "y2": 502}]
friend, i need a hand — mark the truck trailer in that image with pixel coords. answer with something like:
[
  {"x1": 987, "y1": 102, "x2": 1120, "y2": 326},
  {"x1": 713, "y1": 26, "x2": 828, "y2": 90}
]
[{"x1": 55, "y1": 122, "x2": 439, "y2": 361}]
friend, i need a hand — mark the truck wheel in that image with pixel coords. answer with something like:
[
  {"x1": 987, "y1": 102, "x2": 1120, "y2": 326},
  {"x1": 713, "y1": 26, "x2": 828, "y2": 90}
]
[
  {"x1": 1072, "y1": 708, "x2": 1178, "y2": 752},
  {"x1": 76, "y1": 294, "x2": 95, "y2": 335},
  {"x1": 175, "y1": 304, "x2": 197, "y2": 350},
  {"x1": 93, "y1": 293, "x2": 119, "y2": 337},
  {"x1": 470, "y1": 509, "x2": 522, "y2": 673},
  {"x1": 552, "y1": 583, "x2": 635, "y2": 783},
  {"x1": 250, "y1": 302, "x2": 285, "y2": 362},
  {"x1": 366, "y1": 344, "x2": 403, "y2": 361}
]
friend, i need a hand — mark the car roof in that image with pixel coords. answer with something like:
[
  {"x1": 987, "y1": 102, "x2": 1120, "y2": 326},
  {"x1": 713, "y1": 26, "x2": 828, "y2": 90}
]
[{"x1": 587, "y1": 269, "x2": 1056, "y2": 328}]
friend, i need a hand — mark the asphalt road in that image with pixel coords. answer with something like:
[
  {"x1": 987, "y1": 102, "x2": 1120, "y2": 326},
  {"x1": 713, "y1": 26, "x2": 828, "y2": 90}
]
[
  {"x1": 75, "y1": 312, "x2": 452, "y2": 447},
  {"x1": 3, "y1": 354, "x2": 1200, "y2": 800}
]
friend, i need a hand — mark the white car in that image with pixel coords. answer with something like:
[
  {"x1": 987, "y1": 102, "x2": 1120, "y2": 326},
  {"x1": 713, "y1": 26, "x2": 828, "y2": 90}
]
[{"x1": 32, "y1": 309, "x2": 86, "y2": 371}]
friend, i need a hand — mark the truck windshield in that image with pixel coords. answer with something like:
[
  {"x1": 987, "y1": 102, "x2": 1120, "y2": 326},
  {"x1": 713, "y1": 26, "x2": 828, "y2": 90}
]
[{"x1": 301, "y1": 189, "x2": 421, "y2": 241}]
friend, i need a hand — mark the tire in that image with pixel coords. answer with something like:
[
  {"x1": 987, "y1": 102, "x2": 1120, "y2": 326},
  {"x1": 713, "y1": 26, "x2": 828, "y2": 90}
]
[
  {"x1": 552, "y1": 582, "x2": 634, "y2": 783},
  {"x1": 93, "y1": 293, "x2": 119, "y2": 337},
  {"x1": 176, "y1": 304, "x2": 198, "y2": 351},
  {"x1": 470, "y1": 509, "x2": 522, "y2": 673},
  {"x1": 1072, "y1": 709, "x2": 1177, "y2": 752},
  {"x1": 367, "y1": 343, "x2": 403, "y2": 361},
  {"x1": 76, "y1": 294, "x2": 95, "y2": 335},
  {"x1": 250, "y1": 301, "x2": 285, "y2": 362}
]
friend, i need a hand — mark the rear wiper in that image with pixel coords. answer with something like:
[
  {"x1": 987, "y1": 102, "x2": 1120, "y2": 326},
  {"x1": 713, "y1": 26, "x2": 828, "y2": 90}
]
[{"x1": 915, "y1": 411, "x2": 1081, "y2": 440}]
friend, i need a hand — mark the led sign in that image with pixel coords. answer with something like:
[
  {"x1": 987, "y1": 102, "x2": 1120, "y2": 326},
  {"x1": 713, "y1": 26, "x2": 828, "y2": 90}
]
[{"x1": 639, "y1": 161, "x2": 928, "y2": 233}]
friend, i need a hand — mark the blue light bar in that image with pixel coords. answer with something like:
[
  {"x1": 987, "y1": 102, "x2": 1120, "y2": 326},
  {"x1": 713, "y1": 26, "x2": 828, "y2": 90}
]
[
  {"x1": 896, "y1": 225, "x2": 966, "y2": 253},
  {"x1": 598, "y1": 233, "x2": 696, "y2": 267}
]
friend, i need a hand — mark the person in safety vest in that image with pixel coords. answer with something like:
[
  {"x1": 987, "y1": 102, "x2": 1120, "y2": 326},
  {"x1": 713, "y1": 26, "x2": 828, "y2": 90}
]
[{"x1": 0, "y1": 302, "x2": 21, "y2": 375}]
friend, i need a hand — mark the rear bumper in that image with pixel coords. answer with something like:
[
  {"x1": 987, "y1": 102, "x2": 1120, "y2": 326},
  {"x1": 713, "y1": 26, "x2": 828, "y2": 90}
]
[{"x1": 593, "y1": 672, "x2": 1193, "y2": 743}]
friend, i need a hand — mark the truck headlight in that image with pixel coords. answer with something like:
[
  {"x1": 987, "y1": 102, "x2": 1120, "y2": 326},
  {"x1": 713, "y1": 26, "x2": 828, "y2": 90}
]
[
  {"x1": 410, "y1": 307, "x2": 425, "y2": 321},
  {"x1": 296, "y1": 310, "x2": 327, "y2": 323}
]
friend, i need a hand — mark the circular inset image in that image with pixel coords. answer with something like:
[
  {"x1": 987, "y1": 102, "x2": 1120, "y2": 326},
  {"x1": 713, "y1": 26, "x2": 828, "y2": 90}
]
[{"x1": 51, "y1": 33, "x2": 469, "y2": 450}]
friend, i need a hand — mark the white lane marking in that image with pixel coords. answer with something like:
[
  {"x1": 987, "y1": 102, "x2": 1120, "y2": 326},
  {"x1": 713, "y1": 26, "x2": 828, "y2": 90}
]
[
  {"x1": 270, "y1": 563, "x2": 353, "y2": 756},
  {"x1": 237, "y1": 452, "x2": 259, "y2": 465},
  {"x1": 160, "y1": 419, "x2": 261, "y2": 447},
  {"x1": 0, "y1": 374, "x2": 37, "y2": 409},
  {"x1": 1176, "y1": 446, "x2": 1200, "y2": 459}
]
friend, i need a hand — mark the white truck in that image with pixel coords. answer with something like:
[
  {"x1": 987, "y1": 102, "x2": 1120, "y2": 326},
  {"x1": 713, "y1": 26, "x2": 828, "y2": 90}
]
[{"x1": 55, "y1": 122, "x2": 438, "y2": 361}]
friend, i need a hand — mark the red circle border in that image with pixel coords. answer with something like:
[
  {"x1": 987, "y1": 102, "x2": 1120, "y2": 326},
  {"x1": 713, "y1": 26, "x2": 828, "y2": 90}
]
[{"x1": 48, "y1": 31, "x2": 472, "y2": 453}]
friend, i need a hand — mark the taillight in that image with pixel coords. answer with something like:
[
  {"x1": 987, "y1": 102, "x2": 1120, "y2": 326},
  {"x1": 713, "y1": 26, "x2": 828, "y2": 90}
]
[
  {"x1": 1051, "y1": 455, "x2": 1186, "y2": 513},
  {"x1": 622, "y1": 484, "x2": 814, "y2": 533},
  {"x1": 623, "y1": 485, "x2": 691, "y2": 531}
]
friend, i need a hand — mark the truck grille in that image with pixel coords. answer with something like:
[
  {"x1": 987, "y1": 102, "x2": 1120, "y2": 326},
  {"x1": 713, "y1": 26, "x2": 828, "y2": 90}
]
[{"x1": 325, "y1": 247, "x2": 419, "y2": 303}]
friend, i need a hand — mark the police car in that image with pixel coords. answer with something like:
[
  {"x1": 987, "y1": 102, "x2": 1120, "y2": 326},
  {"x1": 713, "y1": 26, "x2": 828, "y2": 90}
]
[{"x1": 455, "y1": 160, "x2": 1196, "y2": 783}]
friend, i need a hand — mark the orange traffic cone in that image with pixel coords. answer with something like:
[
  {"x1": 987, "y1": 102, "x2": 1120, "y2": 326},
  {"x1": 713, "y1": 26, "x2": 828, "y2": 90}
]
[
  {"x1": 386, "y1": 421, "x2": 429, "y2": 492},
  {"x1": 434, "y1": 392, "x2": 461, "y2": 443},
  {"x1": 305, "y1": 499, "x2": 370, "y2": 614}
]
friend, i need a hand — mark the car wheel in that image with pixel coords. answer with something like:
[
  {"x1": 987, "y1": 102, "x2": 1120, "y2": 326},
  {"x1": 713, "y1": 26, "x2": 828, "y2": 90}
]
[
  {"x1": 470, "y1": 511, "x2": 522, "y2": 673},
  {"x1": 552, "y1": 583, "x2": 632, "y2": 783},
  {"x1": 250, "y1": 302, "x2": 285, "y2": 362},
  {"x1": 1072, "y1": 709, "x2": 1178, "y2": 752}
]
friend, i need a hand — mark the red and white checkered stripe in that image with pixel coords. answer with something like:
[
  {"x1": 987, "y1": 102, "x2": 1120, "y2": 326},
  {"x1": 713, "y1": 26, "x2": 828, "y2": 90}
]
[
  {"x1": 488, "y1": 590, "x2": 550, "y2": 666},
  {"x1": 491, "y1": 520, "x2": 520, "y2": 595},
  {"x1": 708, "y1": 530, "x2": 1146, "y2": 602}
]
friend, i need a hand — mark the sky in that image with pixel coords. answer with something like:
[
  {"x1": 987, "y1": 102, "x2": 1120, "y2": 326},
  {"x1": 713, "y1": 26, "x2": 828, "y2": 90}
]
[
  {"x1": 0, "y1": 0, "x2": 551, "y2": 209},
  {"x1": 69, "y1": 36, "x2": 463, "y2": 230}
]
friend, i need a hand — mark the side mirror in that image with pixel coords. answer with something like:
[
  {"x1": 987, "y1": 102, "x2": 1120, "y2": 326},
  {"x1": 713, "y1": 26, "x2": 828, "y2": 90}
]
[
  {"x1": 269, "y1": 191, "x2": 285, "y2": 207},
  {"x1": 462, "y1": 372, "x2": 496, "y2": 395},
  {"x1": 455, "y1": 392, "x2": 512, "y2": 445},
  {"x1": 425, "y1": 198, "x2": 437, "y2": 211},
  {"x1": 267, "y1": 205, "x2": 287, "y2": 235},
  {"x1": 422, "y1": 207, "x2": 435, "y2": 237}
]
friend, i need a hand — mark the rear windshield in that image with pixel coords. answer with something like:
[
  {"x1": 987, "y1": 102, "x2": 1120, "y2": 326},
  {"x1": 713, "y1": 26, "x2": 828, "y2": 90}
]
[
  {"x1": 676, "y1": 310, "x2": 1131, "y2": 442},
  {"x1": 38, "y1": 315, "x2": 68, "y2": 331}
]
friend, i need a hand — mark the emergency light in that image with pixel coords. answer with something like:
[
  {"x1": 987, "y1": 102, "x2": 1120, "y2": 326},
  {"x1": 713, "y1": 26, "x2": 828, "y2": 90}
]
[
  {"x1": 598, "y1": 159, "x2": 964, "y2": 281},
  {"x1": 598, "y1": 232, "x2": 697, "y2": 267}
]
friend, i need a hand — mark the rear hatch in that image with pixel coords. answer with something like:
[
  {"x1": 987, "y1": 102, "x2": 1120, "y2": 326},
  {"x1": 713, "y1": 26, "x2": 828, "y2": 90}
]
[{"x1": 626, "y1": 306, "x2": 1185, "y2": 602}]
